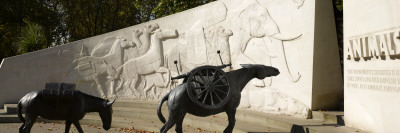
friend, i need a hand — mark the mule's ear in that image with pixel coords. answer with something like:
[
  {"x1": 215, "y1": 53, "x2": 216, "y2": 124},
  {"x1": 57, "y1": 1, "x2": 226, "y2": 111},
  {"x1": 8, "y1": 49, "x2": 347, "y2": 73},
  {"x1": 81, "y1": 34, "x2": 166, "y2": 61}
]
[
  {"x1": 106, "y1": 99, "x2": 116, "y2": 107},
  {"x1": 240, "y1": 64, "x2": 253, "y2": 69}
]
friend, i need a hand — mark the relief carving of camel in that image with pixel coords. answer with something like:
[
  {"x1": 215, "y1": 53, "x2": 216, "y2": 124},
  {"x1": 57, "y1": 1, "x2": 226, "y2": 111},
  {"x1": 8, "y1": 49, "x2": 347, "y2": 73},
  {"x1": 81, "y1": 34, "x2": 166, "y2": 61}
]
[
  {"x1": 134, "y1": 23, "x2": 160, "y2": 56},
  {"x1": 126, "y1": 23, "x2": 161, "y2": 59}
]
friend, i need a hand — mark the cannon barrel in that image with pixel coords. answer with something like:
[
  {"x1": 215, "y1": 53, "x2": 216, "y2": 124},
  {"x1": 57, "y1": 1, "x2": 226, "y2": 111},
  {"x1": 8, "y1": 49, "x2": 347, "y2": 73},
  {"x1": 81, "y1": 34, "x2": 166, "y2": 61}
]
[{"x1": 171, "y1": 74, "x2": 188, "y2": 80}]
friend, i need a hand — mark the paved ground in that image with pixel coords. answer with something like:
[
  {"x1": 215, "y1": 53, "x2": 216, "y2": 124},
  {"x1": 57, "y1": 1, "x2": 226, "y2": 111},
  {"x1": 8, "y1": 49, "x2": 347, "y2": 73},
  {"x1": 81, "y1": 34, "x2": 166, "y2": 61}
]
[
  {"x1": 0, "y1": 122, "x2": 155, "y2": 133},
  {"x1": 1, "y1": 101, "x2": 364, "y2": 133}
]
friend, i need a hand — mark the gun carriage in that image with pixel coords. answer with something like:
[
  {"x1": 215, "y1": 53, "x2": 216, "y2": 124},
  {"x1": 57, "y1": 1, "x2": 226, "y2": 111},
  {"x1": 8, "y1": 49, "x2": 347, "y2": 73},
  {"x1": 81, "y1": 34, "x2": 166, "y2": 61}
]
[{"x1": 170, "y1": 50, "x2": 232, "y2": 109}]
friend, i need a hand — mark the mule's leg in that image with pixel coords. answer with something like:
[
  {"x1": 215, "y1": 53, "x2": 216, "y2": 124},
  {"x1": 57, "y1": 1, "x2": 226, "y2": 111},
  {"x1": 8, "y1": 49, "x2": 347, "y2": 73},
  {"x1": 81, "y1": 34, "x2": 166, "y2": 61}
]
[
  {"x1": 108, "y1": 80, "x2": 116, "y2": 98},
  {"x1": 160, "y1": 110, "x2": 185, "y2": 133},
  {"x1": 64, "y1": 120, "x2": 72, "y2": 133},
  {"x1": 224, "y1": 109, "x2": 237, "y2": 133},
  {"x1": 143, "y1": 82, "x2": 153, "y2": 99},
  {"x1": 19, "y1": 123, "x2": 25, "y2": 133},
  {"x1": 151, "y1": 86, "x2": 157, "y2": 99},
  {"x1": 23, "y1": 114, "x2": 37, "y2": 133},
  {"x1": 94, "y1": 76, "x2": 106, "y2": 98},
  {"x1": 129, "y1": 77, "x2": 141, "y2": 97},
  {"x1": 155, "y1": 67, "x2": 171, "y2": 88},
  {"x1": 72, "y1": 121, "x2": 84, "y2": 133},
  {"x1": 114, "y1": 78, "x2": 124, "y2": 92},
  {"x1": 160, "y1": 115, "x2": 174, "y2": 133},
  {"x1": 174, "y1": 111, "x2": 186, "y2": 133}
]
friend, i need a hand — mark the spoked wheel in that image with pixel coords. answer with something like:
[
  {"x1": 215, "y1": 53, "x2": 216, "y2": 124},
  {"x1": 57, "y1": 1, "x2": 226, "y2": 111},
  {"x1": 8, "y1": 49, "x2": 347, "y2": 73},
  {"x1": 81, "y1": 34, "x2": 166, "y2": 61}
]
[{"x1": 187, "y1": 66, "x2": 231, "y2": 109}]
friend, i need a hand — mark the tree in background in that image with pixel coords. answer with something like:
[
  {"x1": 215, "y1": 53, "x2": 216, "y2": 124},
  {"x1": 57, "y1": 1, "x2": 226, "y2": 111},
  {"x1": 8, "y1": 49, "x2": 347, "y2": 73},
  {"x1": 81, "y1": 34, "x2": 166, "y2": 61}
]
[
  {"x1": 0, "y1": 0, "x2": 219, "y2": 62},
  {"x1": 0, "y1": 0, "x2": 343, "y2": 61},
  {"x1": 60, "y1": 0, "x2": 141, "y2": 41},
  {"x1": 332, "y1": 0, "x2": 343, "y2": 75},
  {"x1": 60, "y1": 0, "x2": 217, "y2": 42},
  {"x1": 0, "y1": 0, "x2": 65, "y2": 61},
  {"x1": 17, "y1": 22, "x2": 47, "y2": 54},
  {"x1": 152, "y1": 0, "x2": 216, "y2": 18},
  {"x1": 335, "y1": 0, "x2": 343, "y2": 11}
]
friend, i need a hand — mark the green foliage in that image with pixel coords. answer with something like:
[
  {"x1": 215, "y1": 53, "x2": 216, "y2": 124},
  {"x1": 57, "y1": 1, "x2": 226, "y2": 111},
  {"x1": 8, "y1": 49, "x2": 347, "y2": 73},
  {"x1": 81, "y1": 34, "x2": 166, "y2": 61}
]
[
  {"x1": 0, "y1": 0, "x2": 65, "y2": 60},
  {"x1": 152, "y1": 0, "x2": 216, "y2": 18},
  {"x1": 0, "y1": 24, "x2": 18, "y2": 61},
  {"x1": 17, "y1": 23, "x2": 47, "y2": 54},
  {"x1": 60, "y1": 0, "x2": 143, "y2": 41},
  {"x1": 134, "y1": 0, "x2": 158, "y2": 22},
  {"x1": 0, "y1": 0, "x2": 216, "y2": 61},
  {"x1": 335, "y1": 0, "x2": 343, "y2": 11},
  {"x1": 60, "y1": 0, "x2": 216, "y2": 42}
]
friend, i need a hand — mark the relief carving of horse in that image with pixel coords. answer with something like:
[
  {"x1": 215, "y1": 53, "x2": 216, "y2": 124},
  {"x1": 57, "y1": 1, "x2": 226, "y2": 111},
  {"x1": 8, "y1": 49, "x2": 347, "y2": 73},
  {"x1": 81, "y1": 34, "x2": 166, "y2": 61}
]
[
  {"x1": 107, "y1": 28, "x2": 178, "y2": 98},
  {"x1": 71, "y1": 36, "x2": 133, "y2": 97}
]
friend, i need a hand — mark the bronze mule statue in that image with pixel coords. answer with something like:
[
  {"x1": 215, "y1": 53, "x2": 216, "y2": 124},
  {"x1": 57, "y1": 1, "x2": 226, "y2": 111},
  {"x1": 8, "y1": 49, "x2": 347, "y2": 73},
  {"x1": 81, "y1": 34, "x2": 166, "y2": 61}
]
[
  {"x1": 157, "y1": 64, "x2": 280, "y2": 133},
  {"x1": 17, "y1": 85, "x2": 115, "y2": 133}
]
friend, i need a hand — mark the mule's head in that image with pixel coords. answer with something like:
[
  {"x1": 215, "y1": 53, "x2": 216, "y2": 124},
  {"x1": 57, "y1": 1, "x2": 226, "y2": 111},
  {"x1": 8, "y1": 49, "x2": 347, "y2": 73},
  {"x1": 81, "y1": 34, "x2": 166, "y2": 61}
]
[
  {"x1": 100, "y1": 99, "x2": 115, "y2": 130},
  {"x1": 240, "y1": 64, "x2": 280, "y2": 79}
]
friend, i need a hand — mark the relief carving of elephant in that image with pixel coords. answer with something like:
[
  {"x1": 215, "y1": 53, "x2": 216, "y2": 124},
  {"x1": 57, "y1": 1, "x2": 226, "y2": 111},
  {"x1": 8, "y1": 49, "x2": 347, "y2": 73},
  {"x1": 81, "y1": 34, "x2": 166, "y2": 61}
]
[{"x1": 227, "y1": 0, "x2": 302, "y2": 82}]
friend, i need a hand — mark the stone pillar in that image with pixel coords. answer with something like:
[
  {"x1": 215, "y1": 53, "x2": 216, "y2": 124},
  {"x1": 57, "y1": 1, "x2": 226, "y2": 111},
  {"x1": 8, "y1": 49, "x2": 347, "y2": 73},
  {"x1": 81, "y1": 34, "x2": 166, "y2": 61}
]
[{"x1": 344, "y1": 0, "x2": 400, "y2": 132}]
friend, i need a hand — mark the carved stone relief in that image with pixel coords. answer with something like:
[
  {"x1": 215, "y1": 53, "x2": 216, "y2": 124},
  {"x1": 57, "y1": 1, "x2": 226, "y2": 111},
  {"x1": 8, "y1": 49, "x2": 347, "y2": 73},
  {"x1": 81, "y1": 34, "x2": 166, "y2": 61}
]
[
  {"x1": 124, "y1": 23, "x2": 159, "y2": 61},
  {"x1": 224, "y1": 0, "x2": 309, "y2": 116},
  {"x1": 239, "y1": 85, "x2": 310, "y2": 118},
  {"x1": 69, "y1": 24, "x2": 178, "y2": 99},
  {"x1": 227, "y1": 0, "x2": 302, "y2": 83},
  {"x1": 0, "y1": 0, "x2": 345, "y2": 118},
  {"x1": 67, "y1": 0, "x2": 310, "y2": 116},
  {"x1": 164, "y1": 26, "x2": 233, "y2": 75},
  {"x1": 72, "y1": 37, "x2": 133, "y2": 97},
  {"x1": 108, "y1": 27, "x2": 178, "y2": 98},
  {"x1": 292, "y1": 0, "x2": 305, "y2": 9}
]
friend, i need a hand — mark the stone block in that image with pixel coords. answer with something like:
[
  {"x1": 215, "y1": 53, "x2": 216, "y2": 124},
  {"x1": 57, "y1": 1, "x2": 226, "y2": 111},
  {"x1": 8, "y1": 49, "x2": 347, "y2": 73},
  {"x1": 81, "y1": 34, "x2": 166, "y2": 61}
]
[{"x1": 344, "y1": 0, "x2": 400, "y2": 132}]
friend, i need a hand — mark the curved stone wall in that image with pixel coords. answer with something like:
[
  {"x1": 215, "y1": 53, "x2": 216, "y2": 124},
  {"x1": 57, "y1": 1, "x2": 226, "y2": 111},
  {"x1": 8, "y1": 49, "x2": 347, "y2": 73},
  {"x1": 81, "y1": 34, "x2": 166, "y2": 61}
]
[{"x1": 0, "y1": 0, "x2": 342, "y2": 118}]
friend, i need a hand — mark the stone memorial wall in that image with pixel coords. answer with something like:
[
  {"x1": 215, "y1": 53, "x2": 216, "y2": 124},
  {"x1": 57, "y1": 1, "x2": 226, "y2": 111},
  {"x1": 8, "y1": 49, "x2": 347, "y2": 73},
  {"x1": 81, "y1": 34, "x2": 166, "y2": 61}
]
[
  {"x1": 0, "y1": 0, "x2": 342, "y2": 118},
  {"x1": 344, "y1": 0, "x2": 400, "y2": 132}
]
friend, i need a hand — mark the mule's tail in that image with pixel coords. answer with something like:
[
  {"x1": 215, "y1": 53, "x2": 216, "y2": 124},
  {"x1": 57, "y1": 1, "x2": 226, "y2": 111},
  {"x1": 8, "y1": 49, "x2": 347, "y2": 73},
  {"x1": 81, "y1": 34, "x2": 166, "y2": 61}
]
[
  {"x1": 157, "y1": 92, "x2": 169, "y2": 123},
  {"x1": 17, "y1": 101, "x2": 25, "y2": 123}
]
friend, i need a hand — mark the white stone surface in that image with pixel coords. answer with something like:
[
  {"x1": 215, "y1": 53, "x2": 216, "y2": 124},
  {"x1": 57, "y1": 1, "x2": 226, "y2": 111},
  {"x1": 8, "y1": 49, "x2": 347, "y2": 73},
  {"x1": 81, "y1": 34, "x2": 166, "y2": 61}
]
[
  {"x1": 344, "y1": 0, "x2": 400, "y2": 132},
  {"x1": 0, "y1": 0, "x2": 341, "y2": 118}
]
